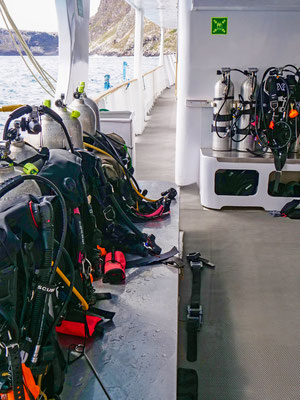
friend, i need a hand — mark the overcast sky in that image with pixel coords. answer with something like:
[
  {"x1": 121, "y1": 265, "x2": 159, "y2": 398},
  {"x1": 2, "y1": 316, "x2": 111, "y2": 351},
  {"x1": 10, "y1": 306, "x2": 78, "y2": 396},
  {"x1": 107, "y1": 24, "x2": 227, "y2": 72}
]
[{"x1": 0, "y1": 0, "x2": 100, "y2": 32}]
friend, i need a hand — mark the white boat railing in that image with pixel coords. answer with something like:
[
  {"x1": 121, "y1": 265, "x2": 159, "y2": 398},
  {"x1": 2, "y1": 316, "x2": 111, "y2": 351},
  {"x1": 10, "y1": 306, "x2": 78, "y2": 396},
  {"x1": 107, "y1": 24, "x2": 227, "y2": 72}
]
[{"x1": 94, "y1": 54, "x2": 176, "y2": 135}]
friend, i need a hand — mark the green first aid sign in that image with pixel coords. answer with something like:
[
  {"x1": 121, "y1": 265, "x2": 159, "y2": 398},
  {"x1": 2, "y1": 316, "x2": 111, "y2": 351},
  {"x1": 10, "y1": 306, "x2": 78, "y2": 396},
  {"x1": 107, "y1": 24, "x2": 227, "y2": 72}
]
[{"x1": 211, "y1": 18, "x2": 228, "y2": 35}]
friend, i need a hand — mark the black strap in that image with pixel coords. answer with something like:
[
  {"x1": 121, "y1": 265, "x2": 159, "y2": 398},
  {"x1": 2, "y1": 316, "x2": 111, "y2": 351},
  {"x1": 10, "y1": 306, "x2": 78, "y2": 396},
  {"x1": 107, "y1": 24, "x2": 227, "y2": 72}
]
[
  {"x1": 213, "y1": 114, "x2": 233, "y2": 122},
  {"x1": 88, "y1": 306, "x2": 115, "y2": 320},
  {"x1": 17, "y1": 147, "x2": 49, "y2": 167},
  {"x1": 211, "y1": 125, "x2": 228, "y2": 133},
  {"x1": 8, "y1": 345, "x2": 26, "y2": 400},
  {"x1": 94, "y1": 293, "x2": 112, "y2": 301},
  {"x1": 213, "y1": 96, "x2": 234, "y2": 101},
  {"x1": 186, "y1": 261, "x2": 203, "y2": 363},
  {"x1": 126, "y1": 246, "x2": 178, "y2": 269},
  {"x1": 240, "y1": 107, "x2": 255, "y2": 115},
  {"x1": 281, "y1": 199, "x2": 300, "y2": 218}
]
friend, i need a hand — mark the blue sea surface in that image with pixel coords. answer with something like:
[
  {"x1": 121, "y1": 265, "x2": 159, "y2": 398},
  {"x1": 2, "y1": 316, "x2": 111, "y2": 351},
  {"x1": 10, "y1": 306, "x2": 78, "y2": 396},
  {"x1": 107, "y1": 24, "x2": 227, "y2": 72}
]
[{"x1": 0, "y1": 55, "x2": 158, "y2": 127}]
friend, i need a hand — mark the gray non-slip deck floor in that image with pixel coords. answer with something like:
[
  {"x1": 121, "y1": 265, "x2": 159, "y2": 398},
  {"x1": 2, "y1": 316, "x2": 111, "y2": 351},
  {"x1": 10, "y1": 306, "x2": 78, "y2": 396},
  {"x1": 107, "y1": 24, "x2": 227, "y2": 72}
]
[{"x1": 136, "y1": 87, "x2": 300, "y2": 400}]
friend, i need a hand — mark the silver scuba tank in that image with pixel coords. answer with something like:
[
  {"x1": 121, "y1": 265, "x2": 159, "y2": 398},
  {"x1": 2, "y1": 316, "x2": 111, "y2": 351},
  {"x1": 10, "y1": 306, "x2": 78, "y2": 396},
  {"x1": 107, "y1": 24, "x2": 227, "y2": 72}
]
[
  {"x1": 41, "y1": 104, "x2": 67, "y2": 150},
  {"x1": 0, "y1": 140, "x2": 41, "y2": 199},
  {"x1": 10, "y1": 139, "x2": 38, "y2": 164},
  {"x1": 41, "y1": 99, "x2": 83, "y2": 150},
  {"x1": 55, "y1": 107, "x2": 83, "y2": 149},
  {"x1": 212, "y1": 68, "x2": 234, "y2": 151},
  {"x1": 54, "y1": 95, "x2": 84, "y2": 149},
  {"x1": 69, "y1": 84, "x2": 96, "y2": 136},
  {"x1": 80, "y1": 81, "x2": 100, "y2": 132},
  {"x1": 236, "y1": 68, "x2": 259, "y2": 152},
  {"x1": 7, "y1": 121, "x2": 39, "y2": 163}
]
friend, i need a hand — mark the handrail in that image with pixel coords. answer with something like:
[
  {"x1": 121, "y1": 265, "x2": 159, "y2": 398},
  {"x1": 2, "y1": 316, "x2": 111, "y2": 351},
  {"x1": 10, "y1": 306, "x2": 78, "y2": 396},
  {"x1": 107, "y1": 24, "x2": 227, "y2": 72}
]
[
  {"x1": 142, "y1": 65, "x2": 163, "y2": 78},
  {"x1": 94, "y1": 78, "x2": 138, "y2": 103},
  {"x1": 93, "y1": 65, "x2": 165, "y2": 103}
]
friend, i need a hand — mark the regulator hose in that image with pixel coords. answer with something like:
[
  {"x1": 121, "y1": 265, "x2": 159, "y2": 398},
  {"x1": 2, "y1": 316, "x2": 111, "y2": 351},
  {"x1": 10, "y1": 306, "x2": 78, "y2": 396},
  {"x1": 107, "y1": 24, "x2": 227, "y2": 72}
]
[
  {"x1": 215, "y1": 78, "x2": 231, "y2": 139},
  {"x1": 44, "y1": 241, "x2": 78, "y2": 344},
  {"x1": 3, "y1": 104, "x2": 32, "y2": 139},
  {"x1": 41, "y1": 105, "x2": 75, "y2": 153},
  {"x1": 83, "y1": 139, "x2": 161, "y2": 203},
  {"x1": 0, "y1": 175, "x2": 68, "y2": 282},
  {"x1": 2, "y1": 104, "x2": 75, "y2": 153},
  {"x1": 0, "y1": 175, "x2": 69, "y2": 365},
  {"x1": 83, "y1": 130, "x2": 142, "y2": 193}
]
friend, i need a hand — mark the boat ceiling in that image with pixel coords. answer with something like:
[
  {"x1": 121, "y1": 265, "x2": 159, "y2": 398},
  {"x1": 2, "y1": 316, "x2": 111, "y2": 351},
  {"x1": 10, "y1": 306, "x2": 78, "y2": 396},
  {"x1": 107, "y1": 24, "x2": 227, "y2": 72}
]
[
  {"x1": 125, "y1": 0, "x2": 177, "y2": 29},
  {"x1": 192, "y1": 0, "x2": 300, "y2": 11}
]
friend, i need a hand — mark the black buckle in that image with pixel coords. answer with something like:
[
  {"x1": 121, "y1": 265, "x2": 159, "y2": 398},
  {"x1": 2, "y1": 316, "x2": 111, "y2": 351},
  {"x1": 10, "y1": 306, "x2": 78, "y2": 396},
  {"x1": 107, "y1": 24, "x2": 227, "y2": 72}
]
[
  {"x1": 186, "y1": 252, "x2": 201, "y2": 262},
  {"x1": 187, "y1": 305, "x2": 203, "y2": 329},
  {"x1": 187, "y1": 252, "x2": 216, "y2": 269},
  {"x1": 190, "y1": 260, "x2": 203, "y2": 270},
  {"x1": 103, "y1": 205, "x2": 115, "y2": 221}
]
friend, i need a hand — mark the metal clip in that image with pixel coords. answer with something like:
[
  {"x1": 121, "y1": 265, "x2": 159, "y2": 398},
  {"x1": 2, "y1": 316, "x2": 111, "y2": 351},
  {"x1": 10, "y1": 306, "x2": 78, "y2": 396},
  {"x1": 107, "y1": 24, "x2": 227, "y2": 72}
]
[
  {"x1": 190, "y1": 260, "x2": 203, "y2": 270},
  {"x1": 103, "y1": 205, "x2": 115, "y2": 222},
  {"x1": 187, "y1": 305, "x2": 203, "y2": 329},
  {"x1": 2, "y1": 342, "x2": 19, "y2": 358}
]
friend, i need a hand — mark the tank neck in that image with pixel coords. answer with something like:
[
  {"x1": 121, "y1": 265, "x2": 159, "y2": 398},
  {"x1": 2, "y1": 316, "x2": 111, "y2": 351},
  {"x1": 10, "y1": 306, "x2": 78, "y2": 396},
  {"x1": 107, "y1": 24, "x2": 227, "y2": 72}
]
[{"x1": 0, "y1": 162, "x2": 14, "y2": 173}]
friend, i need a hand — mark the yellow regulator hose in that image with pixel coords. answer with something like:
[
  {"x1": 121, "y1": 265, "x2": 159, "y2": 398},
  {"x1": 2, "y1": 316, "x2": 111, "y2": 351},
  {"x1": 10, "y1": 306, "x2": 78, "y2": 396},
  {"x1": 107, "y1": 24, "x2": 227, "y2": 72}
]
[{"x1": 83, "y1": 142, "x2": 159, "y2": 203}]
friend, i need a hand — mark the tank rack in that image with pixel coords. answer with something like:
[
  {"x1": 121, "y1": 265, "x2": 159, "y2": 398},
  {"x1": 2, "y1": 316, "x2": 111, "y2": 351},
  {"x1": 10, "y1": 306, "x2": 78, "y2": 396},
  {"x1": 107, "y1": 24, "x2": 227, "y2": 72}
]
[{"x1": 200, "y1": 149, "x2": 300, "y2": 210}]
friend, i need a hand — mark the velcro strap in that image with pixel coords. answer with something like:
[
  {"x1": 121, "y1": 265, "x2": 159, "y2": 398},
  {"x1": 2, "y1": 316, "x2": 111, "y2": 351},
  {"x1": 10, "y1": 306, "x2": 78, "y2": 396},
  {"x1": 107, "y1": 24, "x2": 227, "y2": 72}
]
[
  {"x1": 186, "y1": 321, "x2": 198, "y2": 362},
  {"x1": 126, "y1": 246, "x2": 178, "y2": 269},
  {"x1": 211, "y1": 125, "x2": 228, "y2": 133},
  {"x1": 213, "y1": 96, "x2": 234, "y2": 101},
  {"x1": 213, "y1": 114, "x2": 232, "y2": 122},
  {"x1": 239, "y1": 107, "x2": 255, "y2": 115},
  {"x1": 236, "y1": 127, "x2": 250, "y2": 136},
  {"x1": 88, "y1": 306, "x2": 115, "y2": 320}
]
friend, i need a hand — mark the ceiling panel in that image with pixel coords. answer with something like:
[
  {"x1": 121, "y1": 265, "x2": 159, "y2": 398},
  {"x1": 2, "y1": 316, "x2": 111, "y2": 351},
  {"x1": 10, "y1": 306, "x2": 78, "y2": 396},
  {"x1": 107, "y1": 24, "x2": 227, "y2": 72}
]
[
  {"x1": 126, "y1": 0, "x2": 177, "y2": 28},
  {"x1": 193, "y1": 0, "x2": 300, "y2": 11}
]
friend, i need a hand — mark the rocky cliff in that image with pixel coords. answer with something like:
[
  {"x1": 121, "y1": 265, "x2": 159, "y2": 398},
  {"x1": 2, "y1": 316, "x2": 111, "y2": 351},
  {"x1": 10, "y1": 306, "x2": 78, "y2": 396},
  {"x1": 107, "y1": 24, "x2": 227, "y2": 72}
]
[
  {"x1": 0, "y1": 0, "x2": 177, "y2": 57},
  {"x1": 0, "y1": 28, "x2": 58, "y2": 56},
  {"x1": 89, "y1": 0, "x2": 177, "y2": 56}
]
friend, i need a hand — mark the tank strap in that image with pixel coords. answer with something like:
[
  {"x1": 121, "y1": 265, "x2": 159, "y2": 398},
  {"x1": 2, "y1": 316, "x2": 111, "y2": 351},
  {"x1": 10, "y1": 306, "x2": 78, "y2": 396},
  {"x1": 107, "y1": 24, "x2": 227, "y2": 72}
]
[
  {"x1": 235, "y1": 127, "x2": 250, "y2": 136},
  {"x1": 211, "y1": 125, "x2": 227, "y2": 133},
  {"x1": 213, "y1": 114, "x2": 232, "y2": 122},
  {"x1": 213, "y1": 96, "x2": 234, "y2": 101}
]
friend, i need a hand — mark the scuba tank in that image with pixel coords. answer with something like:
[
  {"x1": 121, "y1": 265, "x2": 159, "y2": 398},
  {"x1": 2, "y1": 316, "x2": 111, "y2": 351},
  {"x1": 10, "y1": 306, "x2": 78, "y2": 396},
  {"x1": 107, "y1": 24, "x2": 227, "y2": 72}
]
[
  {"x1": 79, "y1": 81, "x2": 101, "y2": 132},
  {"x1": 0, "y1": 140, "x2": 41, "y2": 198},
  {"x1": 41, "y1": 99, "x2": 83, "y2": 150},
  {"x1": 236, "y1": 68, "x2": 258, "y2": 152},
  {"x1": 212, "y1": 68, "x2": 234, "y2": 151},
  {"x1": 70, "y1": 83, "x2": 96, "y2": 136},
  {"x1": 5, "y1": 119, "x2": 39, "y2": 163},
  {"x1": 55, "y1": 95, "x2": 84, "y2": 149}
]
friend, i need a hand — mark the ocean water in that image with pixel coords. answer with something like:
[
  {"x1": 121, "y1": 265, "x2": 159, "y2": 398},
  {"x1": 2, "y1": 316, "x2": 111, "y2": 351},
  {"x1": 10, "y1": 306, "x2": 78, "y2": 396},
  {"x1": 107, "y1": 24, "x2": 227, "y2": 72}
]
[{"x1": 0, "y1": 55, "x2": 158, "y2": 127}]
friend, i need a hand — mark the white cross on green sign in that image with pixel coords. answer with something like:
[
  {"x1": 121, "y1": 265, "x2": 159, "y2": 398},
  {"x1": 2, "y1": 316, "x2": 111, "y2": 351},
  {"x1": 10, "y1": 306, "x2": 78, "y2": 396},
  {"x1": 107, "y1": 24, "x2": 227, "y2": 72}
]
[{"x1": 211, "y1": 18, "x2": 228, "y2": 35}]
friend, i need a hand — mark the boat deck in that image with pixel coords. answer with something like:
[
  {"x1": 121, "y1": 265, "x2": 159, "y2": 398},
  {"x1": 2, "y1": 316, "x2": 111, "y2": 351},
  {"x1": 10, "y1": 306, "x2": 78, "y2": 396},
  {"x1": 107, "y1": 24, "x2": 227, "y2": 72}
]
[
  {"x1": 136, "y1": 87, "x2": 300, "y2": 400},
  {"x1": 60, "y1": 180, "x2": 179, "y2": 400}
]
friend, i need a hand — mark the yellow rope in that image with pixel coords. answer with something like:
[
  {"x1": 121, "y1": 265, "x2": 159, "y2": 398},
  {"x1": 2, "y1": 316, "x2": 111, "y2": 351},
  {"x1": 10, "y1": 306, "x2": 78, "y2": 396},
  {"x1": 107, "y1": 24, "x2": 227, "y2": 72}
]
[
  {"x1": 0, "y1": 104, "x2": 24, "y2": 112},
  {"x1": 83, "y1": 142, "x2": 159, "y2": 203}
]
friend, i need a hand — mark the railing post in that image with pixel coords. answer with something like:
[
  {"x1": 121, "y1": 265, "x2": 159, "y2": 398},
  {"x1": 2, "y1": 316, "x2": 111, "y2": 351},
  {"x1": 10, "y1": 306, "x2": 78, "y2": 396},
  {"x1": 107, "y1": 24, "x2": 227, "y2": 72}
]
[
  {"x1": 134, "y1": 8, "x2": 145, "y2": 135},
  {"x1": 159, "y1": 27, "x2": 164, "y2": 66}
]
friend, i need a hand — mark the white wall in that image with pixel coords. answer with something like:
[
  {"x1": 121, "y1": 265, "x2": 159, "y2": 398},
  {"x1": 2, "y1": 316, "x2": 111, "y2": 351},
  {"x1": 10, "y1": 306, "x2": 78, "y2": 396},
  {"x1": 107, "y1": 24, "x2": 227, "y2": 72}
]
[{"x1": 175, "y1": 3, "x2": 300, "y2": 185}]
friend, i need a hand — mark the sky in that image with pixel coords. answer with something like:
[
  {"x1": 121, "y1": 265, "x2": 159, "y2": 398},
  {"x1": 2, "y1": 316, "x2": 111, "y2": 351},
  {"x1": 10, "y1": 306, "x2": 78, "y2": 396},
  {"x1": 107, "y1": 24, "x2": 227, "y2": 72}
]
[{"x1": 0, "y1": 0, "x2": 101, "y2": 32}]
